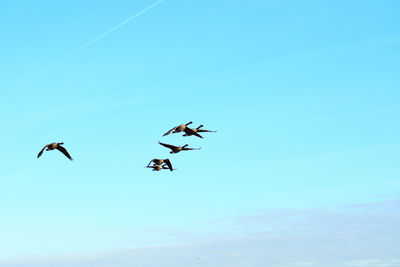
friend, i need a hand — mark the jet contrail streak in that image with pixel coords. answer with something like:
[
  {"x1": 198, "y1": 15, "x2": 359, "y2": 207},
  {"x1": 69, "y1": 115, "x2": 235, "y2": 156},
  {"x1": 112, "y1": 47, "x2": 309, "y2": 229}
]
[{"x1": 45, "y1": 0, "x2": 164, "y2": 70}]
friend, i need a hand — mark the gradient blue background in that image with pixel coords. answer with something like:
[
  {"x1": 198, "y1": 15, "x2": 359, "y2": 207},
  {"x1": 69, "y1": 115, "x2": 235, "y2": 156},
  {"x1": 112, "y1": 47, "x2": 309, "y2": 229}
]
[{"x1": 0, "y1": 0, "x2": 399, "y2": 265}]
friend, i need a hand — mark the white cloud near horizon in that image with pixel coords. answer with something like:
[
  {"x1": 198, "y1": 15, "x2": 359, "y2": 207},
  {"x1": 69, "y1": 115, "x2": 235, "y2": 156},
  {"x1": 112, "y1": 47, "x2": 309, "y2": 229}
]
[{"x1": 2, "y1": 198, "x2": 399, "y2": 267}]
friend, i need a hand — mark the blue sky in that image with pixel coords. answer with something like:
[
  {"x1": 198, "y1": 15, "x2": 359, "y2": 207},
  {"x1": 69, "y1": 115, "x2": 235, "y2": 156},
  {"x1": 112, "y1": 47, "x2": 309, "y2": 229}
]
[{"x1": 0, "y1": 0, "x2": 400, "y2": 265}]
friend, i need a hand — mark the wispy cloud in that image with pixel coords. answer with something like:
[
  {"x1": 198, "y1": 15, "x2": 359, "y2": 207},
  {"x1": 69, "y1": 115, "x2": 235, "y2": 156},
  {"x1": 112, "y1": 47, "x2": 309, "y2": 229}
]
[
  {"x1": 44, "y1": 0, "x2": 164, "y2": 71},
  {"x1": 346, "y1": 259, "x2": 400, "y2": 267},
  {"x1": 2, "y1": 198, "x2": 399, "y2": 266}
]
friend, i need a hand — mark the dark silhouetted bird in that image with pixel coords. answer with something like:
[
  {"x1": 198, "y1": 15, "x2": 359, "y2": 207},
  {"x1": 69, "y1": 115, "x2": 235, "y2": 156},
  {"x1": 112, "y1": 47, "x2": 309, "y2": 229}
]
[
  {"x1": 163, "y1": 121, "x2": 203, "y2": 138},
  {"x1": 146, "y1": 164, "x2": 176, "y2": 171},
  {"x1": 158, "y1": 142, "x2": 200, "y2": 154},
  {"x1": 147, "y1": 158, "x2": 173, "y2": 171},
  {"x1": 37, "y1": 142, "x2": 73, "y2": 161},
  {"x1": 183, "y1": 124, "x2": 216, "y2": 137}
]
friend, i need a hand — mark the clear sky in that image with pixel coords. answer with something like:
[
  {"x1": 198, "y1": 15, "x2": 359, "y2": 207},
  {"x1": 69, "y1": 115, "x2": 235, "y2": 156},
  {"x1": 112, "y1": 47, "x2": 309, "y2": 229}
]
[{"x1": 0, "y1": 0, "x2": 400, "y2": 265}]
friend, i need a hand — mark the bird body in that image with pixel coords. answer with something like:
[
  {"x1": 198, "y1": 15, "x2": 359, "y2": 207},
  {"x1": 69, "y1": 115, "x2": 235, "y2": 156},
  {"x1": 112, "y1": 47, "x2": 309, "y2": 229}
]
[
  {"x1": 150, "y1": 159, "x2": 165, "y2": 165},
  {"x1": 163, "y1": 122, "x2": 192, "y2": 136},
  {"x1": 47, "y1": 143, "x2": 58, "y2": 150},
  {"x1": 149, "y1": 164, "x2": 163, "y2": 171},
  {"x1": 173, "y1": 124, "x2": 187, "y2": 133}
]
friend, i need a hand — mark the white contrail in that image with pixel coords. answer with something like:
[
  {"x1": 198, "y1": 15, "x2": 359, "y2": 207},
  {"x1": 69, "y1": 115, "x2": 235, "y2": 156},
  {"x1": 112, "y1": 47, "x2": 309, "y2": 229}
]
[{"x1": 45, "y1": 0, "x2": 164, "y2": 70}]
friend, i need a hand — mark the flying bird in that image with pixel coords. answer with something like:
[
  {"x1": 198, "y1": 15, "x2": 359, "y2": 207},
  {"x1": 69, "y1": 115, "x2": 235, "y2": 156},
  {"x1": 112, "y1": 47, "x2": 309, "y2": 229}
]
[
  {"x1": 37, "y1": 142, "x2": 73, "y2": 161},
  {"x1": 183, "y1": 124, "x2": 217, "y2": 137},
  {"x1": 147, "y1": 158, "x2": 173, "y2": 171},
  {"x1": 163, "y1": 121, "x2": 203, "y2": 138},
  {"x1": 146, "y1": 164, "x2": 176, "y2": 171},
  {"x1": 158, "y1": 142, "x2": 201, "y2": 154}
]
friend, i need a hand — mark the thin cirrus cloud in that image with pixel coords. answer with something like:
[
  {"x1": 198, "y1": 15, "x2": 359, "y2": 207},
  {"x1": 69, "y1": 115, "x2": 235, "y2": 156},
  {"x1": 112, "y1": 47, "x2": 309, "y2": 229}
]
[
  {"x1": 43, "y1": 0, "x2": 164, "y2": 72},
  {"x1": 2, "y1": 197, "x2": 399, "y2": 267}
]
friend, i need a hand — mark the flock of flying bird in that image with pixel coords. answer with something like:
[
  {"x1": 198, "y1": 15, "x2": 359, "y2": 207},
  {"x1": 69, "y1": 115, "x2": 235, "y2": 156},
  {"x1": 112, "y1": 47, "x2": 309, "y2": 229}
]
[
  {"x1": 36, "y1": 121, "x2": 216, "y2": 172},
  {"x1": 147, "y1": 121, "x2": 216, "y2": 172}
]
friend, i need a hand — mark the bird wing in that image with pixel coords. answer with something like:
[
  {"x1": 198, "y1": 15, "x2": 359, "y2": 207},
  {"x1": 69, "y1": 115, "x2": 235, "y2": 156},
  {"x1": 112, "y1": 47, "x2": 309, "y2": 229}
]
[
  {"x1": 182, "y1": 147, "x2": 201, "y2": 150},
  {"x1": 37, "y1": 144, "x2": 48, "y2": 158},
  {"x1": 162, "y1": 164, "x2": 175, "y2": 170},
  {"x1": 184, "y1": 127, "x2": 203, "y2": 138},
  {"x1": 147, "y1": 159, "x2": 156, "y2": 166},
  {"x1": 56, "y1": 145, "x2": 73, "y2": 161},
  {"x1": 163, "y1": 126, "x2": 177, "y2": 136},
  {"x1": 158, "y1": 142, "x2": 177, "y2": 150},
  {"x1": 164, "y1": 159, "x2": 173, "y2": 171},
  {"x1": 197, "y1": 129, "x2": 217, "y2": 133}
]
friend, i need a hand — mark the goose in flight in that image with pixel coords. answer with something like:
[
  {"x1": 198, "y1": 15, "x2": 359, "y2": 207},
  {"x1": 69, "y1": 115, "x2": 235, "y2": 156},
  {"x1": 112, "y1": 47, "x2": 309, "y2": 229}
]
[
  {"x1": 37, "y1": 142, "x2": 73, "y2": 161},
  {"x1": 163, "y1": 121, "x2": 203, "y2": 138},
  {"x1": 146, "y1": 164, "x2": 176, "y2": 171},
  {"x1": 158, "y1": 142, "x2": 201, "y2": 154},
  {"x1": 147, "y1": 158, "x2": 173, "y2": 171},
  {"x1": 183, "y1": 124, "x2": 217, "y2": 137}
]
